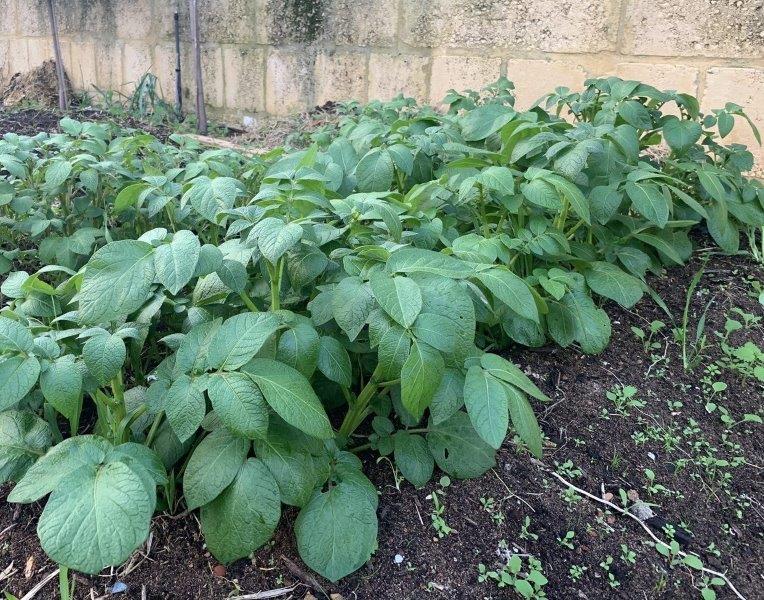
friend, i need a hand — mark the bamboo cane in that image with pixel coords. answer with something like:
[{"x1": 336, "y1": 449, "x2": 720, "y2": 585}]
[
  {"x1": 46, "y1": 0, "x2": 68, "y2": 111},
  {"x1": 188, "y1": 0, "x2": 207, "y2": 134},
  {"x1": 174, "y1": 0, "x2": 183, "y2": 117}
]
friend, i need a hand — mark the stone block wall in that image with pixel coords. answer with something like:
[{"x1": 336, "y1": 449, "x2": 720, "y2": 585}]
[{"x1": 0, "y1": 0, "x2": 762, "y2": 164}]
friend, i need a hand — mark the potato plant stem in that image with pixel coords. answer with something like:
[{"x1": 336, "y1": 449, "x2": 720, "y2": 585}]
[
  {"x1": 268, "y1": 258, "x2": 284, "y2": 311},
  {"x1": 238, "y1": 291, "x2": 259, "y2": 313},
  {"x1": 338, "y1": 367, "x2": 381, "y2": 441},
  {"x1": 145, "y1": 412, "x2": 164, "y2": 448},
  {"x1": 108, "y1": 372, "x2": 127, "y2": 443}
]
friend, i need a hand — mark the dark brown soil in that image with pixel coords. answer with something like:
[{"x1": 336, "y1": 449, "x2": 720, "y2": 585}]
[{"x1": 0, "y1": 106, "x2": 172, "y2": 140}]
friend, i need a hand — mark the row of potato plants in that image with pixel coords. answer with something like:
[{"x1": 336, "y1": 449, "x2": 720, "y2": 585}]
[{"x1": 0, "y1": 77, "x2": 762, "y2": 581}]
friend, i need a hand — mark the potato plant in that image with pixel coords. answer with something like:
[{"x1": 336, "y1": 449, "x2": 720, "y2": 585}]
[{"x1": 0, "y1": 77, "x2": 762, "y2": 582}]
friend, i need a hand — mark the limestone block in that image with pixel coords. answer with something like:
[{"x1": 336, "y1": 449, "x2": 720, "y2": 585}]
[
  {"x1": 0, "y1": 40, "x2": 11, "y2": 81},
  {"x1": 703, "y1": 67, "x2": 764, "y2": 168},
  {"x1": 198, "y1": 0, "x2": 260, "y2": 44},
  {"x1": 313, "y1": 51, "x2": 367, "y2": 106},
  {"x1": 322, "y1": 0, "x2": 398, "y2": 47},
  {"x1": 265, "y1": 50, "x2": 311, "y2": 115},
  {"x1": 506, "y1": 59, "x2": 588, "y2": 109},
  {"x1": 368, "y1": 53, "x2": 429, "y2": 102},
  {"x1": 17, "y1": 0, "x2": 46, "y2": 37},
  {"x1": 95, "y1": 42, "x2": 123, "y2": 91},
  {"x1": 27, "y1": 37, "x2": 55, "y2": 68},
  {"x1": 614, "y1": 63, "x2": 699, "y2": 96},
  {"x1": 0, "y1": 0, "x2": 18, "y2": 36},
  {"x1": 68, "y1": 41, "x2": 99, "y2": 91},
  {"x1": 123, "y1": 42, "x2": 153, "y2": 89},
  {"x1": 622, "y1": 0, "x2": 764, "y2": 58},
  {"x1": 196, "y1": 45, "x2": 225, "y2": 108},
  {"x1": 429, "y1": 55, "x2": 502, "y2": 105},
  {"x1": 5, "y1": 39, "x2": 29, "y2": 75},
  {"x1": 223, "y1": 47, "x2": 266, "y2": 111},
  {"x1": 113, "y1": 1, "x2": 154, "y2": 40},
  {"x1": 401, "y1": 0, "x2": 619, "y2": 53},
  {"x1": 152, "y1": 43, "x2": 179, "y2": 101}
]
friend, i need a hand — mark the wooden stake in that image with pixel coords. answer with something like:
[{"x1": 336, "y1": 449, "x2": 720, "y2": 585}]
[
  {"x1": 188, "y1": 0, "x2": 207, "y2": 134},
  {"x1": 46, "y1": 0, "x2": 68, "y2": 111}
]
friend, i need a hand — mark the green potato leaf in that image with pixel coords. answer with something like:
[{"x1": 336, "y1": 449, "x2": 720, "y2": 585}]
[
  {"x1": 40, "y1": 355, "x2": 83, "y2": 421},
  {"x1": 0, "y1": 410, "x2": 52, "y2": 484},
  {"x1": 369, "y1": 273, "x2": 423, "y2": 328},
  {"x1": 183, "y1": 427, "x2": 250, "y2": 510},
  {"x1": 207, "y1": 371, "x2": 269, "y2": 440},
  {"x1": 79, "y1": 240, "x2": 156, "y2": 324},
  {"x1": 82, "y1": 334, "x2": 126, "y2": 386},
  {"x1": 208, "y1": 313, "x2": 281, "y2": 370},
  {"x1": 0, "y1": 355, "x2": 41, "y2": 411},
  {"x1": 154, "y1": 230, "x2": 201, "y2": 295},
  {"x1": 244, "y1": 359, "x2": 333, "y2": 439},
  {"x1": 427, "y1": 411, "x2": 496, "y2": 479},
  {"x1": 295, "y1": 472, "x2": 378, "y2": 582},
  {"x1": 201, "y1": 458, "x2": 281, "y2": 564},
  {"x1": 393, "y1": 432, "x2": 434, "y2": 489},
  {"x1": 401, "y1": 340, "x2": 444, "y2": 420},
  {"x1": 37, "y1": 461, "x2": 154, "y2": 574},
  {"x1": 463, "y1": 365, "x2": 509, "y2": 450}
]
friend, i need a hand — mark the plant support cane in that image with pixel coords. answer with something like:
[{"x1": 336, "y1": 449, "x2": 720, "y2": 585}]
[
  {"x1": 188, "y1": 0, "x2": 207, "y2": 134},
  {"x1": 46, "y1": 0, "x2": 68, "y2": 111}
]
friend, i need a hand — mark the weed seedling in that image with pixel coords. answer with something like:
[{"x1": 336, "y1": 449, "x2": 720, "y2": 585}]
[
  {"x1": 427, "y1": 477, "x2": 454, "y2": 538},
  {"x1": 480, "y1": 496, "x2": 506, "y2": 526},
  {"x1": 519, "y1": 516, "x2": 539, "y2": 542},
  {"x1": 556, "y1": 530, "x2": 575, "y2": 550},
  {"x1": 599, "y1": 555, "x2": 620, "y2": 589},
  {"x1": 605, "y1": 384, "x2": 644, "y2": 417},
  {"x1": 478, "y1": 554, "x2": 548, "y2": 598},
  {"x1": 569, "y1": 564, "x2": 587, "y2": 582},
  {"x1": 619, "y1": 544, "x2": 636, "y2": 565}
]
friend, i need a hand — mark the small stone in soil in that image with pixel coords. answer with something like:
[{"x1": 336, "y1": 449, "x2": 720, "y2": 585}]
[
  {"x1": 109, "y1": 582, "x2": 128, "y2": 594},
  {"x1": 629, "y1": 500, "x2": 655, "y2": 521},
  {"x1": 212, "y1": 565, "x2": 226, "y2": 577},
  {"x1": 394, "y1": 554, "x2": 404, "y2": 564}
]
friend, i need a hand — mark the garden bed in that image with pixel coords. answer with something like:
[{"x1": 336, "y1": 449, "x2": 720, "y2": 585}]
[
  {"x1": 2, "y1": 246, "x2": 761, "y2": 600},
  {"x1": 0, "y1": 107, "x2": 172, "y2": 140},
  {"x1": 1, "y1": 78, "x2": 763, "y2": 600}
]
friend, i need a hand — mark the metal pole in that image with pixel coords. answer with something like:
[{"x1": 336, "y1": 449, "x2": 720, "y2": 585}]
[
  {"x1": 188, "y1": 0, "x2": 207, "y2": 134},
  {"x1": 46, "y1": 0, "x2": 68, "y2": 111},
  {"x1": 173, "y1": 2, "x2": 182, "y2": 117}
]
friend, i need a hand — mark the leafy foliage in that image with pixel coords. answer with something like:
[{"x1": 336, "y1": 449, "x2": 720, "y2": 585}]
[{"x1": 0, "y1": 76, "x2": 762, "y2": 581}]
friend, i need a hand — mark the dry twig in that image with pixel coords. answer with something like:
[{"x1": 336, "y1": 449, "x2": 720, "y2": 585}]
[{"x1": 19, "y1": 568, "x2": 59, "y2": 600}]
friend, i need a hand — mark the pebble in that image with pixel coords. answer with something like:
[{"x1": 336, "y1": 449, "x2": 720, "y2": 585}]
[
  {"x1": 629, "y1": 500, "x2": 655, "y2": 522},
  {"x1": 109, "y1": 582, "x2": 128, "y2": 594},
  {"x1": 212, "y1": 564, "x2": 226, "y2": 577},
  {"x1": 394, "y1": 554, "x2": 404, "y2": 564}
]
